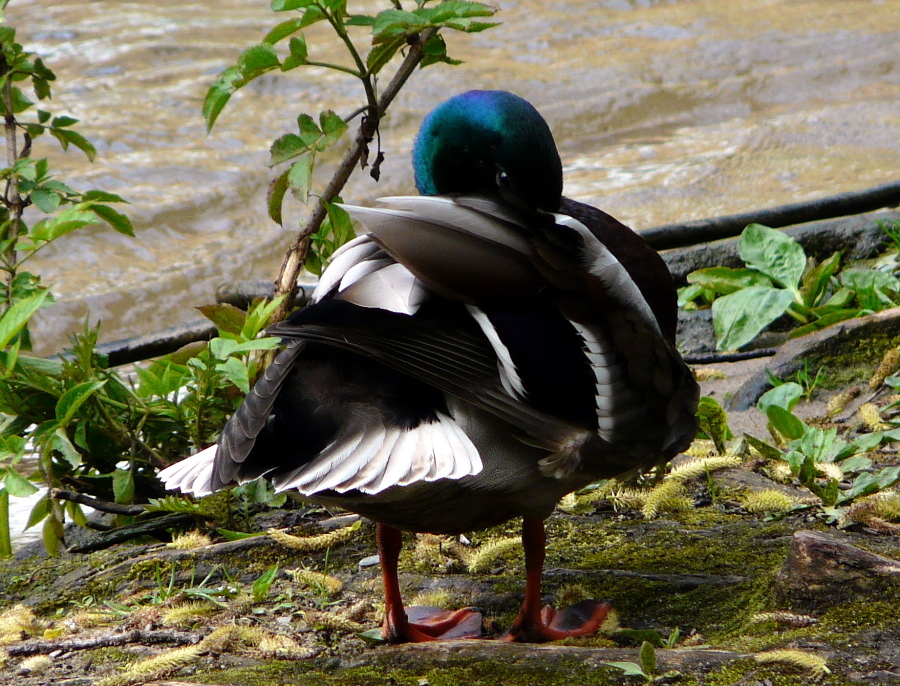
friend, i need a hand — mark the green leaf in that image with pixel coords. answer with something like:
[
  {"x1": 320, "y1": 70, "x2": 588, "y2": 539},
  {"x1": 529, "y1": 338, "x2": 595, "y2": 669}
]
[
  {"x1": 287, "y1": 153, "x2": 314, "y2": 204},
  {"x1": 203, "y1": 65, "x2": 242, "y2": 132},
  {"x1": 281, "y1": 35, "x2": 308, "y2": 71},
  {"x1": 90, "y1": 204, "x2": 134, "y2": 236},
  {"x1": 55, "y1": 379, "x2": 106, "y2": 425},
  {"x1": 800, "y1": 251, "x2": 840, "y2": 307},
  {"x1": 216, "y1": 528, "x2": 262, "y2": 541},
  {"x1": 766, "y1": 405, "x2": 806, "y2": 441},
  {"x1": 0, "y1": 289, "x2": 50, "y2": 349},
  {"x1": 603, "y1": 661, "x2": 647, "y2": 678},
  {"x1": 712, "y1": 286, "x2": 794, "y2": 350},
  {"x1": 739, "y1": 224, "x2": 806, "y2": 291},
  {"x1": 82, "y1": 189, "x2": 129, "y2": 203},
  {"x1": 52, "y1": 427, "x2": 82, "y2": 468},
  {"x1": 269, "y1": 132, "x2": 310, "y2": 166},
  {"x1": 112, "y1": 468, "x2": 135, "y2": 505},
  {"x1": 42, "y1": 514, "x2": 63, "y2": 556},
  {"x1": 357, "y1": 627, "x2": 387, "y2": 645},
  {"x1": 687, "y1": 266, "x2": 773, "y2": 296},
  {"x1": 4, "y1": 467, "x2": 38, "y2": 497},
  {"x1": 268, "y1": 169, "x2": 290, "y2": 225},
  {"x1": 319, "y1": 111, "x2": 347, "y2": 149},
  {"x1": 639, "y1": 640, "x2": 657, "y2": 677},
  {"x1": 271, "y1": 0, "x2": 316, "y2": 10},
  {"x1": 237, "y1": 43, "x2": 281, "y2": 78},
  {"x1": 55, "y1": 129, "x2": 96, "y2": 161},
  {"x1": 252, "y1": 565, "x2": 279, "y2": 600},
  {"x1": 367, "y1": 34, "x2": 407, "y2": 73},
  {"x1": 25, "y1": 494, "x2": 50, "y2": 529},
  {"x1": 217, "y1": 356, "x2": 250, "y2": 394},
  {"x1": 297, "y1": 113, "x2": 323, "y2": 146},
  {"x1": 30, "y1": 188, "x2": 61, "y2": 214},
  {"x1": 51, "y1": 115, "x2": 78, "y2": 128},
  {"x1": 789, "y1": 309, "x2": 864, "y2": 338},
  {"x1": 757, "y1": 382, "x2": 803, "y2": 415},
  {"x1": 10, "y1": 87, "x2": 33, "y2": 113},
  {"x1": 197, "y1": 303, "x2": 247, "y2": 335},
  {"x1": 265, "y1": 12, "x2": 324, "y2": 44},
  {"x1": 372, "y1": 9, "x2": 427, "y2": 42},
  {"x1": 743, "y1": 433, "x2": 782, "y2": 461}
]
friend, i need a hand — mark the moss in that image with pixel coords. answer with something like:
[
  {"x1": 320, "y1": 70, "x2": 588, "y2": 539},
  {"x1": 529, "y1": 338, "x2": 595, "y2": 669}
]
[
  {"x1": 189, "y1": 656, "x2": 674, "y2": 686},
  {"x1": 809, "y1": 330, "x2": 900, "y2": 390}
]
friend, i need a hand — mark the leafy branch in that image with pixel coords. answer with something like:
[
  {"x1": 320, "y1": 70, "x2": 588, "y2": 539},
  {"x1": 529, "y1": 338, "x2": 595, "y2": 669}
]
[{"x1": 202, "y1": 0, "x2": 498, "y2": 324}]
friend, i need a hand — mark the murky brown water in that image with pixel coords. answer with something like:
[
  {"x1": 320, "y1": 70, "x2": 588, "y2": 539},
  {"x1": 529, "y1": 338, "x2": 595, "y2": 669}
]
[{"x1": 6, "y1": 0, "x2": 899, "y2": 355}]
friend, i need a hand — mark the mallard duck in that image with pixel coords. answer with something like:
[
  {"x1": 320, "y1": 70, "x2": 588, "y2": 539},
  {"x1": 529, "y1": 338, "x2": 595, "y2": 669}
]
[{"x1": 159, "y1": 90, "x2": 699, "y2": 643}]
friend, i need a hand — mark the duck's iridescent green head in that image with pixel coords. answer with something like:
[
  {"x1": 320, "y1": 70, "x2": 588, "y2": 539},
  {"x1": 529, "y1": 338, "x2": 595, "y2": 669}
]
[{"x1": 413, "y1": 91, "x2": 563, "y2": 212}]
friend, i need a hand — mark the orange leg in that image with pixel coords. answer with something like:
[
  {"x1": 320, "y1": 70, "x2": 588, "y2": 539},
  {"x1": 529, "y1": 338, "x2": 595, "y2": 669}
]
[
  {"x1": 503, "y1": 517, "x2": 611, "y2": 642},
  {"x1": 377, "y1": 523, "x2": 482, "y2": 643}
]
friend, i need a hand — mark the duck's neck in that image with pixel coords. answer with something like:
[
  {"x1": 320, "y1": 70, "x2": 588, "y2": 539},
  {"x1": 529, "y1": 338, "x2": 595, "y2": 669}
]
[{"x1": 413, "y1": 90, "x2": 563, "y2": 212}]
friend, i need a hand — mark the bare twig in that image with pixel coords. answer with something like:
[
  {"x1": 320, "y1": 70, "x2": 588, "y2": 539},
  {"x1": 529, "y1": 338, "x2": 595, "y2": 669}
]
[
  {"x1": 270, "y1": 28, "x2": 438, "y2": 325},
  {"x1": 51, "y1": 488, "x2": 147, "y2": 516},
  {"x1": 4, "y1": 629, "x2": 202, "y2": 657}
]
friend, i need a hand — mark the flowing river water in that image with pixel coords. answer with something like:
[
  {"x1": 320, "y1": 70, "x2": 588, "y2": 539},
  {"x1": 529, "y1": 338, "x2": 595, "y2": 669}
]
[{"x1": 4, "y1": 0, "x2": 900, "y2": 547}]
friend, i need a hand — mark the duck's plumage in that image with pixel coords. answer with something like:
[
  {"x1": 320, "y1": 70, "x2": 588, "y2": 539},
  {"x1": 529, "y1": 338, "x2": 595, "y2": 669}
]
[{"x1": 159, "y1": 90, "x2": 699, "y2": 641}]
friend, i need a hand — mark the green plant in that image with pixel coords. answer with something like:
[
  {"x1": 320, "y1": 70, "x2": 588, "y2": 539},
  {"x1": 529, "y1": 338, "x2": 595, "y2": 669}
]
[
  {"x1": 204, "y1": 0, "x2": 498, "y2": 322},
  {"x1": 604, "y1": 640, "x2": 679, "y2": 683},
  {"x1": 679, "y1": 223, "x2": 900, "y2": 350},
  {"x1": 251, "y1": 565, "x2": 280, "y2": 603},
  {"x1": 748, "y1": 386, "x2": 900, "y2": 508},
  {"x1": 0, "y1": 1, "x2": 496, "y2": 556}
]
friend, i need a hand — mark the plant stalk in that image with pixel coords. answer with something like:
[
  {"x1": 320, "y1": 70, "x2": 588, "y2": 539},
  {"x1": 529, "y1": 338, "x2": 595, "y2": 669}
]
[
  {"x1": 270, "y1": 27, "x2": 437, "y2": 326},
  {"x1": 1, "y1": 62, "x2": 23, "y2": 309}
]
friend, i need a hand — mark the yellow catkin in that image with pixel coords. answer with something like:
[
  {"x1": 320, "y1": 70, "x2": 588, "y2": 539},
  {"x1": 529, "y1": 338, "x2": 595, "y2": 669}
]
[
  {"x1": 268, "y1": 520, "x2": 361, "y2": 551},
  {"x1": 166, "y1": 530, "x2": 213, "y2": 549},
  {"x1": 642, "y1": 480, "x2": 690, "y2": 519},
  {"x1": 750, "y1": 612, "x2": 818, "y2": 627},
  {"x1": 63, "y1": 612, "x2": 115, "y2": 631},
  {"x1": 409, "y1": 589, "x2": 455, "y2": 610},
  {"x1": 303, "y1": 611, "x2": 365, "y2": 633},
  {"x1": 161, "y1": 601, "x2": 220, "y2": 627},
  {"x1": 18, "y1": 655, "x2": 52, "y2": 674},
  {"x1": 0, "y1": 605, "x2": 45, "y2": 645},
  {"x1": 97, "y1": 645, "x2": 203, "y2": 686},
  {"x1": 257, "y1": 631, "x2": 311, "y2": 657},
  {"x1": 666, "y1": 454, "x2": 742, "y2": 482},
  {"x1": 466, "y1": 537, "x2": 522, "y2": 573},
  {"x1": 858, "y1": 403, "x2": 889, "y2": 431},
  {"x1": 826, "y1": 387, "x2": 860, "y2": 416},
  {"x1": 840, "y1": 490, "x2": 900, "y2": 528},
  {"x1": 604, "y1": 487, "x2": 649, "y2": 511},
  {"x1": 684, "y1": 439, "x2": 717, "y2": 458},
  {"x1": 288, "y1": 569, "x2": 344, "y2": 595},
  {"x1": 742, "y1": 490, "x2": 802, "y2": 514},
  {"x1": 766, "y1": 461, "x2": 794, "y2": 483},
  {"x1": 870, "y1": 347, "x2": 900, "y2": 390},
  {"x1": 815, "y1": 462, "x2": 843, "y2": 481},
  {"x1": 754, "y1": 649, "x2": 830, "y2": 676},
  {"x1": 693, "y1": 368, "x2": 727, "y2": 382}
]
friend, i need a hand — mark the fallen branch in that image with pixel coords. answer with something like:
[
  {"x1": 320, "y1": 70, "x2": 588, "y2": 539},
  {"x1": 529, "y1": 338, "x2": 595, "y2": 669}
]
[
  {"x1": 5, "y1": 629, "x2": 202, "y2": 657},
  {"x1": 641, "y1": 179, "x2": 900, "y2": 250},
  {"x1": 52, "y1": 489, "x2": 147, "y2": 517}
]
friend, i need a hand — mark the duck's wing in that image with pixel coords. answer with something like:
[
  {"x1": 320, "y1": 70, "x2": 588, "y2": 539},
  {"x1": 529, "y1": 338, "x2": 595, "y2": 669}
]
[{"x1": 334, "y1": 195, "x2": 698, "y2": 467}]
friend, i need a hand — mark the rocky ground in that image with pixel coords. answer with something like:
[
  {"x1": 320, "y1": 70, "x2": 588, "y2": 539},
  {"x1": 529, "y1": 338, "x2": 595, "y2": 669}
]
[{"x1": 1, "y1": 211, "x2": 900, "y2": 686}]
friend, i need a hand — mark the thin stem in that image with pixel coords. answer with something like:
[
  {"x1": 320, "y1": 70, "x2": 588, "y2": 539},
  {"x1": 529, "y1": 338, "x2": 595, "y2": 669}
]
[
  {"x1": 270, "y1": 27, "x2": 437, "y2": 326},
  {"x1": 303, "y1": 60, "x2": 363, "y2": 78},
  {"x1": 1, "y1": 64, "x2": 22, "y2": 310}
]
